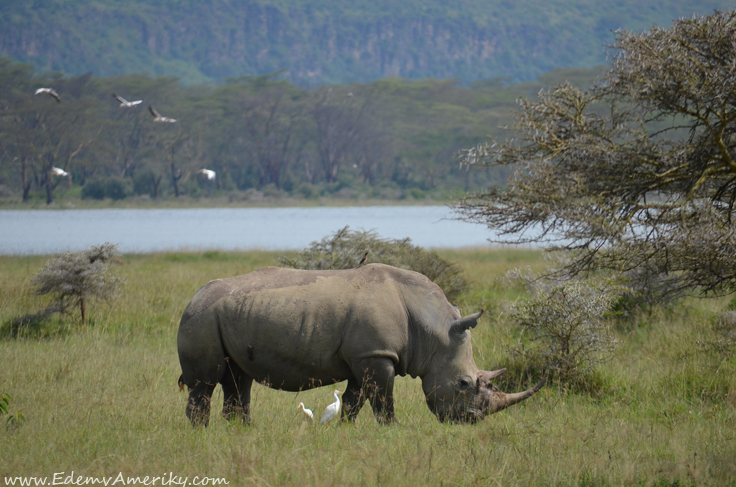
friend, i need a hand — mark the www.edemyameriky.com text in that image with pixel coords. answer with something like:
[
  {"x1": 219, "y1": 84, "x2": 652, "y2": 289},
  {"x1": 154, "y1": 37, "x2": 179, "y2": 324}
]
[{"x1": 4, "y1": 472, "x2": 229, "y2": 486}]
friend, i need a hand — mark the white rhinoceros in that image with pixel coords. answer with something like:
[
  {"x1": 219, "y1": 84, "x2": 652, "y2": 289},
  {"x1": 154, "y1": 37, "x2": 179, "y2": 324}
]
[{"x1": 177, "y1": 264, "x2": 544, "y2": 426}]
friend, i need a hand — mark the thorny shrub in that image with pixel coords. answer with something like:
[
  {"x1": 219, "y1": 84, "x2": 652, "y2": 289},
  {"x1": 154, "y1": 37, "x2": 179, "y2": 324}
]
[
  {"x1": 506, "y1": 270, "x2": 623, "y2": 388},
  {"x1": 280, "y1": 226, "x2": 468, "y2": 301}
]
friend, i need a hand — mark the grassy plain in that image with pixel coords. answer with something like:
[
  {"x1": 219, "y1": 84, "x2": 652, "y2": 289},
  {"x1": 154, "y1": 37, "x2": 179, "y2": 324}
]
[{"x1": 0, "y1": 249, "x2": 734, "y2": 486}]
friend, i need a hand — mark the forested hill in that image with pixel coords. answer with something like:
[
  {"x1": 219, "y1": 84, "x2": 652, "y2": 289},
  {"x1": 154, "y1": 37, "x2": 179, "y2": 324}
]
[{"x1": 0, "y1": 0, "x2": 731, "y2": 86}]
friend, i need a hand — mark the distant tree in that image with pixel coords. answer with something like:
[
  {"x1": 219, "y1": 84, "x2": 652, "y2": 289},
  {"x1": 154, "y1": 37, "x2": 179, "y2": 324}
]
[
  {"x1": 235, "y1": 84, "x2": 305, "y2": 189},
  {"x1": 455, "y1": 11, "x2": 736, "y2": 296},
  {"x1": 280, "y1": 226, "x2": 468, "y2": 301},
  {"x1": 312, "y1": 88, "x2": 374, "y2": 183},
  {"x1": 32, "y1": 243, "x2": 123, "y2": 326}
]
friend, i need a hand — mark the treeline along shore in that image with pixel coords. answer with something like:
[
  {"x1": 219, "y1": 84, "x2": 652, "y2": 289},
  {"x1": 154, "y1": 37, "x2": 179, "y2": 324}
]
[{"x1": 0, "y1": 57, "x2": 601, "y2": 206}]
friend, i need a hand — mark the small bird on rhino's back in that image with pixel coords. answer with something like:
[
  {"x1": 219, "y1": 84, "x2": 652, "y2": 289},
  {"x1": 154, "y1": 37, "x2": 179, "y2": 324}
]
[{"x1": 357, "y1": 251, "x2": 369, "y2": 268}]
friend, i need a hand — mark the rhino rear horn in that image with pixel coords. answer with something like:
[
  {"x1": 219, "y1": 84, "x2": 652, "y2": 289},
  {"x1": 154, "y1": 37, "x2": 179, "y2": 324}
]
[
  {"x1": 450, "y1": 310, "x2": 484, "y2": 335},
  {"x1": 479, "y1": 368, "x2": 507, "y2": 386}
]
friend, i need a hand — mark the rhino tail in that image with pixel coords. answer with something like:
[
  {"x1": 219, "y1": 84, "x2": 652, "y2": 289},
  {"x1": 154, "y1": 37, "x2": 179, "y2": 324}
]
[{"x1": 178, "y1": 375, "x2": 186, "y2": 392}]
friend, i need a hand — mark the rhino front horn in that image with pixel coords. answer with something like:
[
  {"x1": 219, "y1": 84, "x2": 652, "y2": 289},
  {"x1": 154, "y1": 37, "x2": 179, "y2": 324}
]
[
  {"x1": 450, "y1": 309, "x2": 484, "y2": 335},
  {"x1": 489, "y1": 378, "x2": 546, "y2": 414}
]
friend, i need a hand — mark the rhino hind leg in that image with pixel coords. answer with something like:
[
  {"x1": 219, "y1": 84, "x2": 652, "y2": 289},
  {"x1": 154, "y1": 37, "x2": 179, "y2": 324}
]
[
  {"x1": 220, "y1": 358, "x2": 254, "y2": 424},
  {"x1": 355, "y1": 358, "x2": 396, "y2": 424},
  {"x1": 186, "y1": 381, "x2": 216, "y2": 427},
  {"x1": 341, "y1": 377, "x2": 367, "y2": 422}
]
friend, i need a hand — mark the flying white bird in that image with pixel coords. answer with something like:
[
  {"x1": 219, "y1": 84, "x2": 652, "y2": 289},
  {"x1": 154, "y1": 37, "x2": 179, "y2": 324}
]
[
  {"x1": 35, "y1": 88, "x2": 61, "y2": 103},
  {"x1": 197, "y1": 169, "x2": 216, "y2": 180},
  {"x1": 112, "y1": 93, "x2": 142, "y2": 108},
  {"x1": 148, "y1": 105, "x2": 176, "y2": 123},
  {"x1": 51, "y1": 167, "x2": 69, "y2": 177},
  {"x1": 319, "y1": 390, "x2": 343, "y2": 424},
  {"x1": 297, "y1": 402, "x2": 314, "y2": 421}
]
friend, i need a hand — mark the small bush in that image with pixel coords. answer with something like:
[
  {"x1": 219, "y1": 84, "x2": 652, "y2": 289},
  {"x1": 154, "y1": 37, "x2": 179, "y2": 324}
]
[
  {"x1": 508, "y1": 275, "x2": 622, "y2": 386},
  {"x1": 699, "y1": 310, "x2": 736, "y2": 355},
  {"x1": 280, "y1": 226, "x2": 468, "y2": 301}
]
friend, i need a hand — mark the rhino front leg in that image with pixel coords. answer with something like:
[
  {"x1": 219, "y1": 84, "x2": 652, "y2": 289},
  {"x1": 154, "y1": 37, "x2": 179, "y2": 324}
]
[
  {"x1": 356, "y1": 358, "x2": 396, "y2": 424},
  {"x1": 186, "y1": 381, "x2": 216, "y2": 427},
  {"x1": 220, "y1": 358, "x2": 254, "y2": 424}
]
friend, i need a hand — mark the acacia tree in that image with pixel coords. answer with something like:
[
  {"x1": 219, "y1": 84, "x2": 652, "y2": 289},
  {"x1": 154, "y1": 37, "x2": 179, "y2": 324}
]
[
  {"x1": 32, "y1": 243, "x2": 123, "y2": 326},
  {"x1": 236, "y1": 86, "x2": 305, "y2": 189},
  {"x1": 312, "y1": 88, "x2": 373, "y2": 183},
  {"x1": 455, "y1": 11, "x2": 736, "y2": 296}
]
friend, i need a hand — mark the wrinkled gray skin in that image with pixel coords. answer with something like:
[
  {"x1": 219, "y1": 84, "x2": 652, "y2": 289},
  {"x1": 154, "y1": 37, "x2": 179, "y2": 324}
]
[{"x1": 177, "y1": 264, "x2": 544, "y2": 426}]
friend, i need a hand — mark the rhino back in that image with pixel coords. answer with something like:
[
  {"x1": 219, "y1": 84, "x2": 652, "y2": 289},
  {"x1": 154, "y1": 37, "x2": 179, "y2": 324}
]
[
  {"x1": 214, "y1": 267, "x2": 413, "y2": 390},
  {"x1": 178, "y1": 265, "x2": 453, "y2": 391}
]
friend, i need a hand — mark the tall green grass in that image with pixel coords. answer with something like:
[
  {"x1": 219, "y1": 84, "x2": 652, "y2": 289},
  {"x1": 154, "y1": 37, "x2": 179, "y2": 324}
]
[{"x1": 0, "y1": 250, "x2": 734, "y2": 486}]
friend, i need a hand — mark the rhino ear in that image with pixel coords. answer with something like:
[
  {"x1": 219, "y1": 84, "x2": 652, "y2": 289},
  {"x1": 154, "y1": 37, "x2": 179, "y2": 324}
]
[{"x1": 449, "y1": 310, "x2": 484, "y2": 336}]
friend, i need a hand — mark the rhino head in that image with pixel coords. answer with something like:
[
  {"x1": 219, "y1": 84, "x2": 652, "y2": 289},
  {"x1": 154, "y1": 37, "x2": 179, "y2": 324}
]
[{"x1": 421, "y1": 310, "x2": 545, "y2": 423}]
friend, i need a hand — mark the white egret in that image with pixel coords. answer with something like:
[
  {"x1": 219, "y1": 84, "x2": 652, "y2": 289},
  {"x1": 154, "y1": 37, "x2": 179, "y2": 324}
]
[
  {"x1": 197, "y1": 168, "x2": 216, "y2": 180},
  {"x1": 51, "y1": 167, "x2": 69, "y2": 177},
  {"x1": 297, "y1": 402, "x2": 314, "y2": 421},
  {"x1": 149, "y1": 105, "x2": 176, "y2": 123},
  {"x1": 35, "y1": 88, "x2": 61, "y2": 103},
  {"x1": 113, "y1": 93, "x2": 142, "y2": 107},
  {"x1": 319, "y1": 390, "x2": 343, "y2": 424}
]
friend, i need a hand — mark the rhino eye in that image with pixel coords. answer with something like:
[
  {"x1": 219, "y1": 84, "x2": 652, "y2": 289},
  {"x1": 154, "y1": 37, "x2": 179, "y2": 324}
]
[{"x1": 458, "y1": 378, "x2": 472, "y2": 389}]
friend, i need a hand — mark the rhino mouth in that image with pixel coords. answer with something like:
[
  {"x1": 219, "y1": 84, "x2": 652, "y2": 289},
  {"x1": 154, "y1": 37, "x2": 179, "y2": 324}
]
[
  {"x1": 454, "y1": 407, "x2": 485, "y2": 424},
  {"x1": 435, "y1": 405, "x2": 486, "y2": 424}
]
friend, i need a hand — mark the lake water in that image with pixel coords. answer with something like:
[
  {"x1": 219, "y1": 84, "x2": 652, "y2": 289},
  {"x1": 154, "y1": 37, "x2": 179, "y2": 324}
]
[{"x1": 0, "y1": 206, "x2": 518, "y2": 255}]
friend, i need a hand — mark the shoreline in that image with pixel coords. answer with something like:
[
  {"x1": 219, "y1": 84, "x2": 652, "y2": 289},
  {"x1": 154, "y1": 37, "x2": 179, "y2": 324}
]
[{"x1": 0, "y1": 196, "x2": 456, "y2": 211}]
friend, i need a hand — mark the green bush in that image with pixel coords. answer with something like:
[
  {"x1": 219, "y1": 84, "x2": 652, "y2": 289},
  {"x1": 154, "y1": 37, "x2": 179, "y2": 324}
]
[
  {"x1": 296, "y1": 182, "x2": 319, "y2": 199},
  {"x1": 104, "y1": 178, "x2": 129, "y2": 200},
  {"x1": 81, "y1": 178, "x2": 107, "y2": 200},
  {"x1": 279, "y1": 226, "x2": 468, "y2": 301},
  {"x1": 133, "y1": 170, "x2": 156, "y2": 196},
  {"x1": 82, "y1": 177, "x2": 131, "y2": 200}
]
